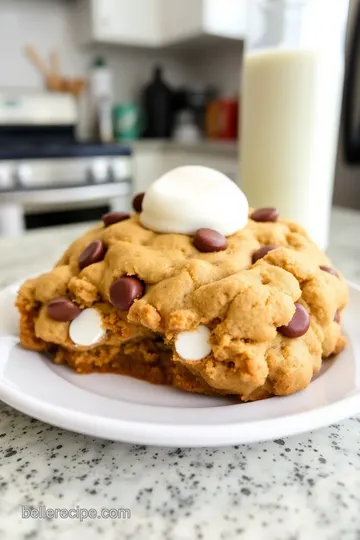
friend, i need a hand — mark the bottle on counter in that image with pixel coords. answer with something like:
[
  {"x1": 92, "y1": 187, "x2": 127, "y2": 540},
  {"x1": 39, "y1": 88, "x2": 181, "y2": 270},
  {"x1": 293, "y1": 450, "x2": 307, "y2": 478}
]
[
  {"x1": 90, "y1": 57, "x2": 114, "y2": 143},
  {"x1": 240, "y1": 0, "x2": 349, "y2": 249},
  {"x1": 142, "y1": 66, "x2": 174, "y2": 138}
]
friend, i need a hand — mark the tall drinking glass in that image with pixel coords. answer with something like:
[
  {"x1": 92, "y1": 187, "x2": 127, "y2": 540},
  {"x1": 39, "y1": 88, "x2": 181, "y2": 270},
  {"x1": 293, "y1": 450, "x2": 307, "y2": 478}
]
[{"x1": 240, "y1": 0, "x2": 349, "y2": 248}]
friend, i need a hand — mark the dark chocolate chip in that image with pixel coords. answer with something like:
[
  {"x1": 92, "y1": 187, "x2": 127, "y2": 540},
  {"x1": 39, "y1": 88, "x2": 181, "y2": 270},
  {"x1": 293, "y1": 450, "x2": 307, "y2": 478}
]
[
  {"x1": 110, "y1": 276, "x2": 145, "y2": 310},
  {"x1": 252, "y1": 245, "x2": 278, "y2": 264},
  {"x1": 193, "y1": 228, "x2": 227, "y2": 253},
  {"x1": 251, "y1": 207, "x2": 279, "y2": 222},
  {"x1": 102, "y1": 211, "x2": 130, "y2": 227},
  {"x1": 278, "y1": 303, "x2": 310, "y2": 338},
  {"x1": 132, "y1": 192, "x2": 145, "y2": 212},
  {"x1": 334, "y1": 311, "x2": 340, "y2": 324},
  {"x1": 320, "y1": 265, "x2": 339, "y2": 278},
  {"x1": 79, "y1": 240, "x2": 105, "y2": 270},
  {"x1": 47, "y1": 296, "x2": 81, "y2": 322}
]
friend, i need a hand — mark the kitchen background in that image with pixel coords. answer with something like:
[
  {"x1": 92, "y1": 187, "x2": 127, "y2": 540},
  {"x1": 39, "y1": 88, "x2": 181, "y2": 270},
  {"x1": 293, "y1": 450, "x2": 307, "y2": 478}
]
[{"x1": 0, "y1": 0, "x2": 358, "y2": 236}]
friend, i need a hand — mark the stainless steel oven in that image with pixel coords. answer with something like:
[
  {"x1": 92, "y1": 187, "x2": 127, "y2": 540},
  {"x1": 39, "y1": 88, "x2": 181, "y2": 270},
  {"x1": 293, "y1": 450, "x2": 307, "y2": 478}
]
[{"x1": 0, "y1": 91, "x2": 132, "y2": 235}]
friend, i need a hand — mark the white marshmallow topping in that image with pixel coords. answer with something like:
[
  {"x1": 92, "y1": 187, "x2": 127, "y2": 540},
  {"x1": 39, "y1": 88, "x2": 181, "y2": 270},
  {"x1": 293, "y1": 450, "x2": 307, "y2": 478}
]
[{"x1": 140, "y1": 166, "x2": 248, "y2": 236}]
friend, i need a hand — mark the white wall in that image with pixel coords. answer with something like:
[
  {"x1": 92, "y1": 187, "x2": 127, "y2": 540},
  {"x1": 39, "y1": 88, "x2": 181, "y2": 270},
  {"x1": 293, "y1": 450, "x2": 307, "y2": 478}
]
[
  {"x1": 0, "y1": 0, "x2": 243, "y2": 137},
  {"x1": 184, "y1": 41, "x2": 243, "y2": 98},
  {"x1": 0, "y1": 0, "x2": 86, "y2": 89}
]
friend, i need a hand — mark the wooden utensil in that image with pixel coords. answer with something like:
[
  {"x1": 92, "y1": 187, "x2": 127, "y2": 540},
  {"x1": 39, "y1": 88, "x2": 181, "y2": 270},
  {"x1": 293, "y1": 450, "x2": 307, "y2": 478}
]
[
  {"x1": 25, "y1": 45, "x2": 49, "y2": 77},
  {"x1": 25, "y1": 44, "x2": 86, "y2": 98},
  {"x1": 67, "y1": 78, "x2": 86, "y2": 98},
  {"x1": 50, "y1": 49, "x2": 60, "y2": 77},
  {"x1": 46, "y1": 48, "x2": 63, "y2": 91}
]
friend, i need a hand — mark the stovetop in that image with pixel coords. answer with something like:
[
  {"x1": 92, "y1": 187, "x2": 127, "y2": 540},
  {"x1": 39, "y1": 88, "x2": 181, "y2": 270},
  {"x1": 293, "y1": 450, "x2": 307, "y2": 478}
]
[{"x1": 0, "y1": 141, "x2": 132, "y2": 161}]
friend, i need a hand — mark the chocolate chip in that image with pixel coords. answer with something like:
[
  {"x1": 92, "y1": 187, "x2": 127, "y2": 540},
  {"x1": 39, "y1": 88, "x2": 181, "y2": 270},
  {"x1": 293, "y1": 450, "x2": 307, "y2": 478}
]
[
  {"x1": 102, "y1": 211, "x2": 130, "y2": 227},
  {"x1": 47, "y1": 296, "x2": 81, "y2": 322},
  {"x1": 278, "y1": 303, "x2": 310, "y2": 338},
  {"x1": 79, "y1": 240, "x2": 105, "y2": 270},
  {"x1": 193, "y1": 228, "x2": 227, "y2": 253},
  {"x1": 251, "y1": 207, "x2": 279, "y2": 222},
  {"x1": 110, "y1": 276, "x2": 145, "y2": 310},
  {"x1": 320, "y1": 265, "x2": 339, "y2": 278},
  {"x1": 334, "y1": 311, "x2": 340, "y2": 324},
  {"x1": 132, "y1": 192, "x2": 145, "y2": 212},
  {"x1": 252, "y1": 245, "x2": 278, "y2": 264}
]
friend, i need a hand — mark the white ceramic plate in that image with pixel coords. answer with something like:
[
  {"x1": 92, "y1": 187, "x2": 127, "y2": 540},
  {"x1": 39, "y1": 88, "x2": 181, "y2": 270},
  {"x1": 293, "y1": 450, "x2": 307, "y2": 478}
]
[{"x1": 0, "y1": 281, "x2": 360, "y2": 447}]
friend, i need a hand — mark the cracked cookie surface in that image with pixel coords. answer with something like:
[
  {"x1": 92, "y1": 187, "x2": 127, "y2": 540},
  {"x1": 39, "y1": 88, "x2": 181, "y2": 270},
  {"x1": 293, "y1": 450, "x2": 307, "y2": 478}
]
[{"x1": 16, "y1": 213, "x2": 348, "y2": 401}]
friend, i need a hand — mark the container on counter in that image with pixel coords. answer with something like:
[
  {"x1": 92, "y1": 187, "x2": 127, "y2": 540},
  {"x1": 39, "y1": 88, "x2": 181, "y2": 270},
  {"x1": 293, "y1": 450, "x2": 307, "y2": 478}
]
[
  {"x1": 205, "y1": 98, "x2": 238, "y2": 140},
  {"x1": 113, "y1": 104, "x2": 145, "y2": 141},
  {"x1": 142, "y1": 66, "x2": 174, "y2": 138},
  {"x1": 240, "y1": 0, "x2": 349, "y2": 249},
  {"x1": 90, "y1": 57, "x2": 114, "y2": 143}
]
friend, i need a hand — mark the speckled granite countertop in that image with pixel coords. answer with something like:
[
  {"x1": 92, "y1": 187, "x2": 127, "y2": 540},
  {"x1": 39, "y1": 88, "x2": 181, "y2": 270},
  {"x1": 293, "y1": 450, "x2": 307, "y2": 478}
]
[{"x1": 1, "y1": 207, "x2": 360, "y2": 540}]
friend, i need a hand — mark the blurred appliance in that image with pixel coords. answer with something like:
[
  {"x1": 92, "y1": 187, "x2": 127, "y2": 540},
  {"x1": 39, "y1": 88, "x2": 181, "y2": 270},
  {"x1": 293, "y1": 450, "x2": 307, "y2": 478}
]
[
  {"x1": 0, "y1": 92, "x2": 131, "y2": 236},
  {"x1": 172, "y1": 110, "x2": 201, "y2": 144},
  {"x1": 185, "y1": 85, "x2": 217, "y2": 135},
  {"x1": 171, "y1": 85, "x2": 218, "y2": 137}
]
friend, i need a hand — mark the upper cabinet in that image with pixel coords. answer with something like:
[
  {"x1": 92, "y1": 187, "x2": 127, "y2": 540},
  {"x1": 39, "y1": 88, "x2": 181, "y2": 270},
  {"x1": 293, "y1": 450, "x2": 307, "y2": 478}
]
[
  {"x1": 77, "y1": 0, "x2": 246, "y2": 48},
  {"x1": 161, "y1": 0, "x2": 246, "y2": 45},
  {"x1": 77, "y1": 0, "x2": 161, "y2": 47}
]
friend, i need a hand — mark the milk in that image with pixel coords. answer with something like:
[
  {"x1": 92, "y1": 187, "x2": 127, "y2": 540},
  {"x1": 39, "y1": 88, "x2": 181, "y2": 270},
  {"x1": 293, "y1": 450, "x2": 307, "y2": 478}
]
[{"x1": 240, "y1": 48, "x2": 344, "y2": 249}]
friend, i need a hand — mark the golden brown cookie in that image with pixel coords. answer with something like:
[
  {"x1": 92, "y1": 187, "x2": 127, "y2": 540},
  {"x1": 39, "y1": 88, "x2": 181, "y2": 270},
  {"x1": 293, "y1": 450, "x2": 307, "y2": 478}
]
[{"x1": 15, "y1": 210, "x2": 348, "y2": 402}]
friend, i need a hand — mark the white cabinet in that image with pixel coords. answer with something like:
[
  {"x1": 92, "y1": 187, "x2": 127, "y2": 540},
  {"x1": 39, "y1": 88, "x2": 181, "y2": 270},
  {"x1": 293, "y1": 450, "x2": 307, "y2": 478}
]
[
  {"x1": 162, "y1": 150, "x2": 239, "y2": 183},
  {"x1": 77, "y1": 0, "x2": 246, "y2": 47},
  {"x1": 160, "y1": 0, "x2": 203, "y2": 44},
  {"x1": 132, "y1": 143, "x2": 164, "y2": 193},
  {"x1": 132, "y1": 142, "x2": 239, "y2": 194},
  {"x1": 93, "y1": 0, "x2": 160, "y2": 46},
  {"x1": 77, "y1": 0, "x2": 161, "y2": 46},
  {"x1": 203, "y1": 0, "x2": 247, "y2": 40},
  {"x1": 160, "y1": 0, "x2": 246, "y2": 44}
]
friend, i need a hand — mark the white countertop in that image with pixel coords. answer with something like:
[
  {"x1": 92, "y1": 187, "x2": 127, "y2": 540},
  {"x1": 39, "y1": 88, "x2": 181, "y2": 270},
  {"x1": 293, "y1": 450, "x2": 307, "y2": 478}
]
[
  {"x1": 1, "y1": 206, "x2": 360, "y2": 540},
  {"x1": 132, "y1": 139, "x2": 238, "y2": 155}
]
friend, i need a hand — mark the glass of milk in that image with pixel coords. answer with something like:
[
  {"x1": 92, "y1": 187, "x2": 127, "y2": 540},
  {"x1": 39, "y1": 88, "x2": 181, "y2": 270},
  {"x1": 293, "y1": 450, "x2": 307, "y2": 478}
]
[{"x1": 240, "y1": 0, "x2": 350, "y2": 249}]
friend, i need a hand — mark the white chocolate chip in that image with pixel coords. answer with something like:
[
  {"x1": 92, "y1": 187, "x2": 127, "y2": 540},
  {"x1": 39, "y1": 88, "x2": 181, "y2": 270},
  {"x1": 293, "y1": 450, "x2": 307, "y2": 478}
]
[
  {"x1": 140, "y1": 166, "x2": 248, "y2": 237},
  {"x1": 69, "y1": 308, "x2": 105, "y2": 347},
  {"x1": 175, "y1": 325, "x2": 211, "y2": 361}
]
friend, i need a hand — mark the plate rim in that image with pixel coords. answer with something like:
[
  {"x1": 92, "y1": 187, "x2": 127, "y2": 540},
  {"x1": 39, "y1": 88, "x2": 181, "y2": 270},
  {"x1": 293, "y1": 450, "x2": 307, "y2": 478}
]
[{"x1": 0, "y1": 280, "x2": 359, "y2": 447}]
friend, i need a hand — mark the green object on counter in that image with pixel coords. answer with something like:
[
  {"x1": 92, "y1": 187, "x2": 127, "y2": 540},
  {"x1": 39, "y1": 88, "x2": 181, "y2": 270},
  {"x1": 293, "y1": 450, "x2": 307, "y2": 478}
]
[
  {"x1": 113, "y1": 103, "x2": 146, "y2": 141},
  {"x1": 93, "y1": 57, "x2": 107, "y2": 68}
]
